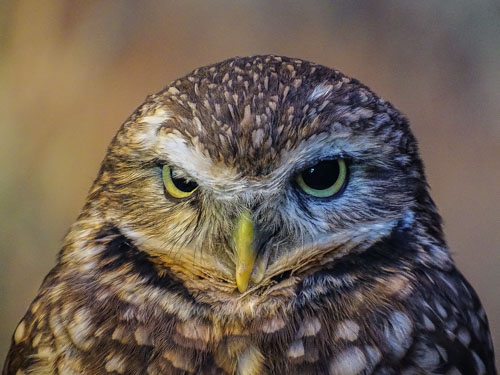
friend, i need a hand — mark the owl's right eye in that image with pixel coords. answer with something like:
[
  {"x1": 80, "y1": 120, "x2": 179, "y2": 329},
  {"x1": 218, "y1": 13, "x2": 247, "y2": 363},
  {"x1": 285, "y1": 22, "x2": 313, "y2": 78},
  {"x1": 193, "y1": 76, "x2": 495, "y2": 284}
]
[
  {"x1": 162, "y1": 165, "x2": 198, "y2": 199},
  {"x1": 296, "y1": 159, "x2": 347, "y2": 198}
]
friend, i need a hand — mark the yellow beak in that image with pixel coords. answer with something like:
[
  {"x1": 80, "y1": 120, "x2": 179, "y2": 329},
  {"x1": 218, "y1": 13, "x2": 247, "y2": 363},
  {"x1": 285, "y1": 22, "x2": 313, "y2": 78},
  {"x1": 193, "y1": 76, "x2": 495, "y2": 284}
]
[{"x1": 233, "y1": 210, "x2": 257, "y2": 293}]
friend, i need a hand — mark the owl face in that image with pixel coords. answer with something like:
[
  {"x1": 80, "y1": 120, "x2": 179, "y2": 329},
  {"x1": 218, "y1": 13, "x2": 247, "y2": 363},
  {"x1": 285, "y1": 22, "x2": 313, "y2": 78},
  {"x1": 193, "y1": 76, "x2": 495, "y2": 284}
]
[{"x1": 90, "y1": 56, "x2": 423, "y2": 302}]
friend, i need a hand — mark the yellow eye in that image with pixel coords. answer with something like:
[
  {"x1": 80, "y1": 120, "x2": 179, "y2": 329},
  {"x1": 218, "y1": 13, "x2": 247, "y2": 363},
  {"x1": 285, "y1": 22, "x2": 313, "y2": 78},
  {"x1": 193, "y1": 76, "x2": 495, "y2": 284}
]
[
  {"x1": 296, "y1": 159, "x2": 347, "y2": 198},
  {"x1": 162, "y1": 165, "x2": 198, "y2": 199}
]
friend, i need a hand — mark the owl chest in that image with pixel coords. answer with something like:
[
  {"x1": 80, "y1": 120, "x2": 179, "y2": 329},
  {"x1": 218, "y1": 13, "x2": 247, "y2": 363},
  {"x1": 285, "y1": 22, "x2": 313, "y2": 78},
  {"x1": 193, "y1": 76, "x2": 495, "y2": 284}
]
[
  {"x1": 90, "y1": 312, "x2": 374, "y2": 375},
  {"x1": 41, "y1": 276, "x2": 413, "y2": 374},
  {"x1": 23, "y1": 293, "x2": 420, "y2": 375}
]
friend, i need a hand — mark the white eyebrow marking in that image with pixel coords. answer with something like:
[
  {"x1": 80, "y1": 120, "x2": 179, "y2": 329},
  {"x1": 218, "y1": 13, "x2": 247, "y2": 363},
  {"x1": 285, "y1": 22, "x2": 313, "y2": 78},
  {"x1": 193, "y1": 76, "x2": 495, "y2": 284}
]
[
  {"x1": 308, "y1": 83, "x2": 333, "y2": 101},
  {"x1": 159, "y1": 135, "x2": 240, "y2": 194},
  {"x1": 134, "y1": 108, "x2": 172, "y2": 146},
  {"x1": 140, "y1": 109, "x2": 172, "y2": 125},
  {"x1": 162, "y1": 136, "x2": 214, "y2": 176}
]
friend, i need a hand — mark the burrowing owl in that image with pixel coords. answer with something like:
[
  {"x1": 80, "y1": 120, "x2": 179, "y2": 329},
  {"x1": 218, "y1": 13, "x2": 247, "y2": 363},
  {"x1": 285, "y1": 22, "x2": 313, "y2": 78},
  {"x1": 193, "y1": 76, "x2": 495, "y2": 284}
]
[{"x1": 3, "y1": 55, "x2": 496, "y2": 374}]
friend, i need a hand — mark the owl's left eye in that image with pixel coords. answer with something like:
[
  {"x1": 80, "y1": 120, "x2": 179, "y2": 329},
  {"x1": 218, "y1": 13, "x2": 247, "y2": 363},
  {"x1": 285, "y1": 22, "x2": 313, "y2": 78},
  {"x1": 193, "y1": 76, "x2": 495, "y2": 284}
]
[
  {"x1": 296, "y1": 159, "x2": 347, "y2": 198},
  {"x1": 162, "y1": 165, "x2": 198, "y2": 199}
]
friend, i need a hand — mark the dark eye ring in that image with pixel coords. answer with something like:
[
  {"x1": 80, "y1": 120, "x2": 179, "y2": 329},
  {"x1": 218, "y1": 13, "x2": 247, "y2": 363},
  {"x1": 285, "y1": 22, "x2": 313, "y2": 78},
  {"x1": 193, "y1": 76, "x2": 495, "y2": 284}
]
[{"x1": 296, "y1": 159, "x2": 347, "y2": 198}]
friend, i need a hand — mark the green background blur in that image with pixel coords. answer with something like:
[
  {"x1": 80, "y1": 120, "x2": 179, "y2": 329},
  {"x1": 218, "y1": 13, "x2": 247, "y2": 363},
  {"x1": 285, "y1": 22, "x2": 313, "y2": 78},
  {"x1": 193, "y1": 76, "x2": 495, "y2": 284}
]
[{"x1": 1, "y1": 0, "x2": 499, "y2": 368}]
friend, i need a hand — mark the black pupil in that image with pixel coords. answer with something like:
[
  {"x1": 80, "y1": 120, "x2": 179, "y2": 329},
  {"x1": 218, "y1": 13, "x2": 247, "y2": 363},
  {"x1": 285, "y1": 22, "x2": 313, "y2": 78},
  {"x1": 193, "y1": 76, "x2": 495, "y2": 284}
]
[
  {"x1": 302, "y1": 160, "x2": 340, "y2": 190},
  {"x1": 171, "y1": 170, "x2": 198, "y2": 192}
]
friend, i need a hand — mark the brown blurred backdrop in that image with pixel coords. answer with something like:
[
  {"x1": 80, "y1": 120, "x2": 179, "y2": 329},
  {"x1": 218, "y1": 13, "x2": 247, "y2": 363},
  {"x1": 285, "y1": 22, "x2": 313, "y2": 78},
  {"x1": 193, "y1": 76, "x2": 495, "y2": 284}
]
[{"x1": 1, "y1": 0, "x2": 499, "y2": 368}]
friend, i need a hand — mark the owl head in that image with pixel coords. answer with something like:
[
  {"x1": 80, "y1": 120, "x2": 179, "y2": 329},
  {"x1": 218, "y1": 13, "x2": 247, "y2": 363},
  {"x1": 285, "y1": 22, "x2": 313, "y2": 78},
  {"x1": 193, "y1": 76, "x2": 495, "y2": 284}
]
[{"x1": 68, "y1": 56, "x2": 445, "y2": 313}]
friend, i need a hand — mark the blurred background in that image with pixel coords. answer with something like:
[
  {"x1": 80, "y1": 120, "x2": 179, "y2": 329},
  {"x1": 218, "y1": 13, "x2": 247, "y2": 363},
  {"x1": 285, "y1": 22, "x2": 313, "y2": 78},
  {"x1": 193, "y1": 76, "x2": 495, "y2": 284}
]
[{"x1": 0, "y1": 0, "x2": 499, "y2": 368}]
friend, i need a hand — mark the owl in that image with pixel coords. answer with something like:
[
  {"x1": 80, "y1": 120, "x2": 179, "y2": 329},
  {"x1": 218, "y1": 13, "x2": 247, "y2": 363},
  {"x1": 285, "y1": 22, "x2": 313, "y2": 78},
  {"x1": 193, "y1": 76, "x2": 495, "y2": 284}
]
[{"x1": 3, "y1": 55, "x2": 496, "y2": 375}]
